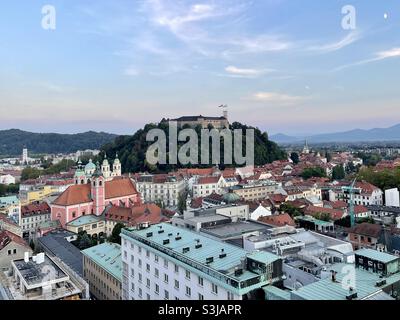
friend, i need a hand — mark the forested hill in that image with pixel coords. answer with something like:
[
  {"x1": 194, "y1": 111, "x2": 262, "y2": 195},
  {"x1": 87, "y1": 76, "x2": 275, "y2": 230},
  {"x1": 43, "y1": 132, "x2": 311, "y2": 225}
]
[
  {"x1": 0, "y1": 129, "x2": 117, "y2": 156},
  {"x1": 100, "y1": 121, "x2": 287, "y2": 173}
]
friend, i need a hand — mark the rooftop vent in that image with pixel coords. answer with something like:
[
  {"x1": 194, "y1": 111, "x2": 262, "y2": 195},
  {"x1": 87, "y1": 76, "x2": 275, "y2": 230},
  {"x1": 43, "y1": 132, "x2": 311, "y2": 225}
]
[
  {"x1": 158, "y1": 229, "x2": 165, "y2": 234},
  {"x1": 146, "y1": 232, "x2": 153, "y2": 238},
  {"x1": 206, "y1": 257, "x2": 214, "y2": 264},
  {"x1": 168, "y1": 233, "x2": 173, "y2": 237},
  {"x1": 175, "y1": 235, "x2": 182, "y2": 241},
  {"x1": 182, "y1": 247, "x2": 190, "y2": 254},
  {"x1": 195, "y1": 243, "x2": 202, "y2": 249},
  {"x1": 376, "y1": 279, "x2": 387, "y2": 287},
  {"x1": 234, "y1": 268, "x2": 243, "y2": 276},
  {"x1": 346, "y1": 288, "x2": 358, "y2": 300},
  {"x1": 163, "y1": 239, "x2": 170, "y2": 245},
  {"x1": 219, "y1": 249, "x2": 227, "y2": 259}
]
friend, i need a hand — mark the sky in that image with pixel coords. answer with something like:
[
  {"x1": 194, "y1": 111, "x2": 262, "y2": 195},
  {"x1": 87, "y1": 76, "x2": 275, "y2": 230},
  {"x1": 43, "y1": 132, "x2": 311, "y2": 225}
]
[{"x1": 0, "y1": 0, "x2": 400, "y2": 136}]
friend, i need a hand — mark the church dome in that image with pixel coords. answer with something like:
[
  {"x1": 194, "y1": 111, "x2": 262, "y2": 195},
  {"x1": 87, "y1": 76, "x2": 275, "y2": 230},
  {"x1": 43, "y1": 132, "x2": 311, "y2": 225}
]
[
  {"x1": 85, "y1": 159, "x2": 96, "y2": 171},
  {"x1": 113, "y1": 153, "x2": 121, "y2": 164},
  {"x1": 74, "y1": 169, "x2": 85, "y2": 177},
  {"x1": 223, "y1": 190, "x2": 240, "y2": 204}
]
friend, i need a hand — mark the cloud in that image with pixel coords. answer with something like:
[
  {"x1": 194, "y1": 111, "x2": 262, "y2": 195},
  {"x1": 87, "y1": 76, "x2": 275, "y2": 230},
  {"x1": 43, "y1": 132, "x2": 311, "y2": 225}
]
[
  {"x1": 307, "y1": 31, "x2": 360, "y2": 53},
  {"x1": 225, "y1": 65, "x2": 274, "y2": 77},
  {"x1": 334, "y1": 47, "x2": 400, "y2": 71},
  {"x1": 250, "y1": 92, "x2": 309, "y2": 104},
  {"x1": 124, "y1": 67, "x2": 140, "y2": 76}
]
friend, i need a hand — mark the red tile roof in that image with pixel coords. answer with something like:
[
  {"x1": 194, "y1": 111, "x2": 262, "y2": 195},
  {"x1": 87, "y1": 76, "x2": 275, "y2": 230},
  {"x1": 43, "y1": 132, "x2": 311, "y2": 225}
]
[
  {"x1": 304, "y1": 205, "x2": 344, "y2": 220},
  {"x1": 21, "y1": 202, "x2": 51, "y2": 217},
  {"x1": 196, "y1": 176, "x2": 220, "y2": 185},
  {"x1": 52, "y1": 178, "x2": 138, "y2": 206},
  {"x1": 258, "y1": 213, "x2": 295, "y2": 227},
  {"x1": 348, "y1": 223, "x2": 382, "y2": 238},
  {"x1": 52, "y1": 184, "x2": 91, "y2": 206},
  {"x1": 105, "y1": 204, "x2": 168, "y2": 226},
  {"x1": 0, "y1": 230, "x2": 29, "y2": 251}
]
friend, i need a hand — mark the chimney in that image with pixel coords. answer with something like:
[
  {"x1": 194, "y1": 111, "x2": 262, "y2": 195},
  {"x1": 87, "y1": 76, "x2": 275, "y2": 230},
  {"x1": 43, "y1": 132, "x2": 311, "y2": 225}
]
[{"x1": 24, "y1": 252, "x2": 29, "y2": 263}]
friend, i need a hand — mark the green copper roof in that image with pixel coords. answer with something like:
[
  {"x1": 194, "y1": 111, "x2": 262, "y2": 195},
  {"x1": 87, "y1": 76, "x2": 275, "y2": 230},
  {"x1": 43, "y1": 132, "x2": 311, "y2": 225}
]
[
  {"x1": 82, "y1": 242, "x2": 122, "y2": 281},
  {"x1": 355, "y1": 248, "x2": 400, "y2": 264},
  {"x1": 0, "y1": 195, "x2": 19, "y2": 205},
  {"x1": 292, "y1": 263, "x2": 400, "y2": 300},
  {"x1": 122, "y1": 223, "x2": 281, "y2": 295},
  {"x1": 67, "y1": 215, "x2": 103, "y2": 227}
]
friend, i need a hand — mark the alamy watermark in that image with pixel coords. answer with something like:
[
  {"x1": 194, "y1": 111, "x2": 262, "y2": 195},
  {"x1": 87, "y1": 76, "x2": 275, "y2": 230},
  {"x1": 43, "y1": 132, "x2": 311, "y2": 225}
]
[
  {"x1": 146, "y1": 122, "x2": 254, "y2": 167},
  {"x1": 42, "y1": 5, "x2": 56, "y2": 30}
]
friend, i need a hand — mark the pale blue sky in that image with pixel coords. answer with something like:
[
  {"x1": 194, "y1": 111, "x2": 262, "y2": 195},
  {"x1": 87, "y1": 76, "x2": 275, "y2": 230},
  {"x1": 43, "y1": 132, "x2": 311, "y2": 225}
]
[{"x1": 1, "y1": 0, "x2": 400, "y2": 135}]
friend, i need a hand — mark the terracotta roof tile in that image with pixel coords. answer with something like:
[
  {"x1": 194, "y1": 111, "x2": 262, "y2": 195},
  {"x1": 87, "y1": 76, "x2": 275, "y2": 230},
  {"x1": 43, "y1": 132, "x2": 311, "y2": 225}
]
[{"x1": 258, "y1": 213, "x2": 295, "y2": 227}]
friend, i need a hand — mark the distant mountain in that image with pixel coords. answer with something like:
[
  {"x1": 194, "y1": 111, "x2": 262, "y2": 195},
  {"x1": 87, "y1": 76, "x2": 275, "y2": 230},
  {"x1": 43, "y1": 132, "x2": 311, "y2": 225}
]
[
  {"x1": 270, "y1": 123, "x2": 400, "y2": 144},
  {"x1": 0, "y1": 129, "x2": 118, "y2": 156},
  {"x1": 270, "y1": 133, "x2": 302, "y2": 144}
]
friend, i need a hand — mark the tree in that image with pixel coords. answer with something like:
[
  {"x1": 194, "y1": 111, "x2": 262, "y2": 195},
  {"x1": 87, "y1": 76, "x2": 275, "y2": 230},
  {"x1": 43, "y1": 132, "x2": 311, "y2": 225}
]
[
  {"x1": 21, "y1": 167, "x2": 41, "y2": 181},
  {"x1": 109, "y1": 223, "x2": 125, "y2": 244},
  {"x1": 290, "y1": 152, "x2": 300, "y2": 165},
  {"x1": 301, "y1": 167, "x2": 327, "y2": 180},
  {"x1": 177, "y1": 191, "x2": 188, "y2": 214},
  {"x1": 280, "y1": 203, "x2": 302, "y2": 218},
  {"x1": 76, "y1": 232, "x2": 93, "y2": 250},
  {"x1": 332, "y1": 165, "x2": 346, "y2": 180}
]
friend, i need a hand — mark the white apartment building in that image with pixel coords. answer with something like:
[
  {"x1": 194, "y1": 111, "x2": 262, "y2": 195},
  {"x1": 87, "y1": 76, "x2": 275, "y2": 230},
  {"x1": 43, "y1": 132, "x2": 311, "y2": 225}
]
[
  {"x1": 385, "y1": 188, "x2": 400, "y2": 207},
  {"x1": 121, "y1": 223, "x2": 282, "y2": 301},
  {"x1": 336, "y1": 181, "x2": 383, "y2": 206},
  {"x1": 192, "y1": 175, "x2": 226, "y2": 198},
  {"x1": 135, "y1": 174, "x2": 185, "y2": 208},
  {"x1": 0, "y1": 174, "x2": 16, "y2": 185}
]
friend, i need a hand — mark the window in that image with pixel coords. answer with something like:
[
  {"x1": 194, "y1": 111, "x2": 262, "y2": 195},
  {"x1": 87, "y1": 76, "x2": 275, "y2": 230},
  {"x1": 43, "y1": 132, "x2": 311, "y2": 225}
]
[
  {"x1": 174, "y1": 280, "x2": 179, "y2": 289},
  {"x1": 13, "y1": 249, "x2": 16, "y2": 254},
  {"x1": 131, "y1": 255, "x2": 134, "y2": 263},
  {"x1": 155, "y1": 255, "x2": 159, "y2": 263},
  {"x1": 212, "y1": 284, "x2": 218, "y2": 294},
  {"x1": 164, "y1": 290, "x2": 169, "y2": 300},
  {"x1": 146, "y1": 263, "x2": 150, "y2": 272},
  {"x1": 174, "y1": 264, "x2": 179, "y2": 273},
  {"x1": 198, "y1": 293, "x2": 204, "y2": 300},
  {"x1": 198, "y1": 276, "x2": 203, "y2": 287},
  {"x1": 227, "y1": 292, "x2": 234, "y2": 300},
  {"x1": 138, "y1": 288, "x2": 142, "y2": 298},
  {"x1": 185, "y1": 286, "x2": 191, "y2": 297},
  {"x1": 155, "y1": 284, "x2": 159, "y2": 294},
  {"x1": 146, "y1": 278, "x2": 150, "y2": 288},
  {"x1": 7, "y1": 250, "x2": 12, "y2": 256},
  {"x1": 146, "y1": 294, "x2": 150, "y2": 300},
  {"x1": 138, "y1": 273, "x2": 142, "y2": 283},
  {"x1": 163, "y1": 259, "x2": 168, "y2": 268},
  {"x1": 138, "y1": 247, "x2": 142, "y2": 254},
  {"x1": 131, "y1": 282, "x2": 135, "y2": 291},
  {"x1": 155, "y1": 268, "x2": 159, "y2": 278},
  {"x1": 138, "y1": 259, "x2": 142, "y2": 268},
  {"x1": 164, "y1": 274, "x2": 169, "y2": 283},
  {"x1": 146, "y1": 250, "x2": 150, "y2": 258}
]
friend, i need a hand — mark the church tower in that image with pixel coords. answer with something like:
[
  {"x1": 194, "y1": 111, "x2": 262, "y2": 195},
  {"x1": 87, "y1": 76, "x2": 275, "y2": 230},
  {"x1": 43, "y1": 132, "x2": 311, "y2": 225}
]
[
  {"x1": 91, "y1": 162, "x2": 105, "y2": 215},
  {"x1": 101, "y1": 154, "x2": 111, "y2": 179},
  {"x1": 112, "y1": 153, "x2": 122, "y2": 177}
]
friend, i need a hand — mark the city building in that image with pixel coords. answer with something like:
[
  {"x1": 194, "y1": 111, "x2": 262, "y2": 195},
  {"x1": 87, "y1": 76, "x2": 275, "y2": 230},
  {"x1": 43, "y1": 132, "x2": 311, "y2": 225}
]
[
  {"x1": 37, "y1": 229, "x2": 82, "y2": 277},
  {"x1": 166, "y1": 111, "x2": 229, "y2": 129},
  {"x1": 230, "y1": 181, "x2": 280, "y2": 201},
  {"x1": 51, "y1": 164, "x2": 140, "y2": 227},
  {"x1": 347, "y1": 223, "x2": 383, "y2": 250},
  {"x1": 82, "y1": 242, "x2": 122, "y2": 300},
  {"x1": 288, "y1": 249, "x2": 400, "y2": 300},
  {"x1": 0, "y1": 195, "x2": 20, "y2": 221},
  {"x1": 385, "y1": 188, "x2": 400, "y2": 207},
  {"x1": 20, "y1": 202, "x2": 51, "y2": 239},
  {"x1": 243, "y1": 227, "x2": 354, "y2": 291},
  {"x1": 134, "y1": 173, "x2": 185, "y2": 208},
  {"x1": 336, "y1": 181, "x2": 383, "y2": 206},
  {"x1": 192, "y1": 176, "x2": 226, "y2": 198},
  {"x1": 121, "y1": 223, "x2": 282, "y2": 300},
  {"x1": 66, "y1": 215, "x2": 105, "y2": 238},
  {"x1": 0, "y1": 174, "x2": 16, "y2": 185},
  {"x1": 5, "y1": 252, "x2": 89, "y2": 300},
  {"x1": 0, "y1": 230, "x2": 32, "y2": 271}
]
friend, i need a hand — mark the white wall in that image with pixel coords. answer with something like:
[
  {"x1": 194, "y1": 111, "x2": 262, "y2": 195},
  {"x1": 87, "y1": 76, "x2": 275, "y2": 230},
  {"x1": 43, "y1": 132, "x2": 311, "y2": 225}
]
[{"x1": 385, "y1": 188, "x2": 400, "y2": 207}]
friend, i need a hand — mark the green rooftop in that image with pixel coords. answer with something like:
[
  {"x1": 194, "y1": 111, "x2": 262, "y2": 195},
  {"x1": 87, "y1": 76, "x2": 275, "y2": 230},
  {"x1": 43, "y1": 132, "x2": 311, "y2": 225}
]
[
  {"x1": 67, "y1": 214, "x2": 103, "y2": 227},
  {"x1": 355, "y1": 248, "x2": 400, "y2": 264},
  {"x1": 122, "y1": 223, "x2": 281, "y2": 295},
  {"x1": 292, "y1": 263, "x2": 400, "y2": 300},
  {"x1": 82, "y1": 242, "x2": 122, "y2": 281}
]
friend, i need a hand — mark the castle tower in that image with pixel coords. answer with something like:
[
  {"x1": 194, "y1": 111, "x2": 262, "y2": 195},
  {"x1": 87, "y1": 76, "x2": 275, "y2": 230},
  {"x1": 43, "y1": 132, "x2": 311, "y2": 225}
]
[
  {"x1": 91, "y1": 162, "x2": 105, "y2": 215},
  {"x1": 112, "y1": 153, "x2": 122, "y2": 177},
  {"x1": 101, "y1": 154, "x2": 111, "y2": 179}
]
